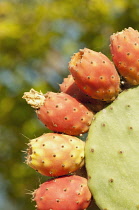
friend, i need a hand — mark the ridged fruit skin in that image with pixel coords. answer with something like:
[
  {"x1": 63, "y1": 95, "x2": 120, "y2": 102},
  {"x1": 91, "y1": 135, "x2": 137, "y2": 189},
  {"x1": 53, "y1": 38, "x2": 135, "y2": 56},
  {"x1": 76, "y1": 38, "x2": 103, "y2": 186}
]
[
  {"x1": 37, "y1": 91, "x2": 94, "y2": 136},
  {"x1": 59, "y1": 74, "x2": 106, "y2": 112},
  {"x1": 110, "y1": 27, "x2": 139, "y2": 85},
  {"x1": 26, "y1": 133, "x2": 85, "y2": 177},
  {"x1": 69, "y1": 48, "x2": 121, "y2": 102},
  {"x1": 33, "y1": 175, "x2": 92, "y2": 210}
]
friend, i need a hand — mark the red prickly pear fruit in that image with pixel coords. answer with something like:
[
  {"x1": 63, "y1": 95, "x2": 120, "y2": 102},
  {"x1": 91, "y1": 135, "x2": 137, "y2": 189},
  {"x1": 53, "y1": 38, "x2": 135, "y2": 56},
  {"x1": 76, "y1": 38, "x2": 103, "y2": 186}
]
[
  {"x1": 110, "y1": 27, "x2": 139, "y2": 85},
  {"x1": 59, "y1": 74, "x2": 106, "y2": 112},
  {"x1": 33, "y1": 175, "x2": 92, "y2": 210},
  {"x1": 22, "y1": 89, "x2": 94, "y2": 136},
  {"x1": 26, "y1": 133, "x2": 85, "y2": 177},
  {"x1": 59, "y1": 74, "x2": 90, "y2": 102},
  {"x1": 68, "y1": 48, "x2": 121, "y2": 102}
]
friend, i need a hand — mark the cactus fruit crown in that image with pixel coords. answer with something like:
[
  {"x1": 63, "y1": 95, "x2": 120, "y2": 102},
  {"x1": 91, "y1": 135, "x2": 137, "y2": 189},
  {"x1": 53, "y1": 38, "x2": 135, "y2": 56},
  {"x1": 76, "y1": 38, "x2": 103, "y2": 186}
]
[
  {"x1": 69, "y1": 49, "x2": 84, "y2": 66},
  {"x1": 23, "y1": 27, "x2": 139, "y2": 210},
  {"x1": 22, "y1": 88, "x2": 45, "y2": 109}
]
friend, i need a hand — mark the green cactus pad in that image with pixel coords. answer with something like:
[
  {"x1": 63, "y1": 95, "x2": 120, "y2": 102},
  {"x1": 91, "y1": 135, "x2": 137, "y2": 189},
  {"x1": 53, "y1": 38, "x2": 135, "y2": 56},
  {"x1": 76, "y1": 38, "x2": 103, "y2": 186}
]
[{"x1": 85, "y1": 86, "x2": 139, "y2": 210}]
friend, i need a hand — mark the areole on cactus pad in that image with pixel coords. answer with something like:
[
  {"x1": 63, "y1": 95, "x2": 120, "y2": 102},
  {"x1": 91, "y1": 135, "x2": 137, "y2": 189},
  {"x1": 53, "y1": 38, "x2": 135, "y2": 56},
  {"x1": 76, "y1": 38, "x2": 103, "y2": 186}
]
[{"x1": 85, "y1": 85, "x2": 139, "y2": 210}]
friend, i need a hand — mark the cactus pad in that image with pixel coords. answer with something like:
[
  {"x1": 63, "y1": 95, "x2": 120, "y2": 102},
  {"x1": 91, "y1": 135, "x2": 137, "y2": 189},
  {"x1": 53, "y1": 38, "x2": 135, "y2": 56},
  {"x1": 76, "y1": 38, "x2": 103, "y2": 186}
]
[{"x1": 85, "y1": 86, "x2": 139, "y2": 210}]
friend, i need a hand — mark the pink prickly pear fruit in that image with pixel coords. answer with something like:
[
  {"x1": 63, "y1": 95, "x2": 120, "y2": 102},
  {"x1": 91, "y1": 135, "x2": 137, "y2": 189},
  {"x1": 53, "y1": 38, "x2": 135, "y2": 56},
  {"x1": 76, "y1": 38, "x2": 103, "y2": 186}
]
[
  {"x1": 110, "y1": 27, "x2": 139, "y2": 85},
  {"x1": 59, "y1": 74, "x2": 106, "y2": 112},
  {"x1": 68, "y1": 48, "x2": 121, "y2": 102},
  {"x1": 33, "y1": 175, "x2": 92, "y2": 210},
  {"x1": 59, "y1": 74, "x2": 90, "y2": 102},
  {"x1": 26, "y1": 133, "x2": 85, "y2": 177},
  {"x1": 22, "y1": 89, "x2": 94, "y2": 136}
]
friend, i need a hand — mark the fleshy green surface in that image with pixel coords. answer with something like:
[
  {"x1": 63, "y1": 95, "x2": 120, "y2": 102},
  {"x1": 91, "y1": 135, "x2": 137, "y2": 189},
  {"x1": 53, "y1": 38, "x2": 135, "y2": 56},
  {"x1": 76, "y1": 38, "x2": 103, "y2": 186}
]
[{"x1": 85, "y1": 86, "x2": 139, "y2": 210}]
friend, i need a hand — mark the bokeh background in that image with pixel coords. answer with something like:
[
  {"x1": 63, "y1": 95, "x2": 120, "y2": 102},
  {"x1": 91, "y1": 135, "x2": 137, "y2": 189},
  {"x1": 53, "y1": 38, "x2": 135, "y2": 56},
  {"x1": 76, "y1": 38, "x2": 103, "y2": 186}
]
[{"x1": 1, "y1": 0, "x2": 139, "y2": 209}]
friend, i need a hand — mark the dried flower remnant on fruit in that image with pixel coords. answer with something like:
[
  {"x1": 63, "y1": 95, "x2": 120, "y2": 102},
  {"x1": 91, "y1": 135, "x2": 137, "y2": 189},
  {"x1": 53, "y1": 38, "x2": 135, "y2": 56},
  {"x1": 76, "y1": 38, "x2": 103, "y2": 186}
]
[{"x1": 22, "y1": 89, "x2": 45, "y2": 109}]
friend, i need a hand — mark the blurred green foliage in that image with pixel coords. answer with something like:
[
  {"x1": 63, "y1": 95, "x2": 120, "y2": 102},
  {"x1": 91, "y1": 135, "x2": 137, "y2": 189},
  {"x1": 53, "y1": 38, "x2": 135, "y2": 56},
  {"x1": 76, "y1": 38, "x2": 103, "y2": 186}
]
[{"x1": 1, "y1": 0, "x2": 139, "y2": 209}]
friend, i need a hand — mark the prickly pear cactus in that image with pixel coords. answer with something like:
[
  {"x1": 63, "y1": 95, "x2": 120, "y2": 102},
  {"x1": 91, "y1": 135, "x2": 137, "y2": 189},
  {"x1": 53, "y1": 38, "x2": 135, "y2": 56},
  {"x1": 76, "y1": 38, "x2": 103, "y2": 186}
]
[
  {"x1": 85, "y1": 85, "x2": 139, "y2": 210},
  {"x1": 23, "y1": 27, "x2": 139, "y2": 210}
]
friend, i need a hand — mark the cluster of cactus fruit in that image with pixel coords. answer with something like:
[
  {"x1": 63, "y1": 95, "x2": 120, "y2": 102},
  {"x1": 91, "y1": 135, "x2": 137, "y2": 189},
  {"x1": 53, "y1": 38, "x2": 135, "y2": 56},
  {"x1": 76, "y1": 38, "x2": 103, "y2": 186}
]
[{"x1": 23, "y1": 27, "x2": 139, "y2": 210}]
